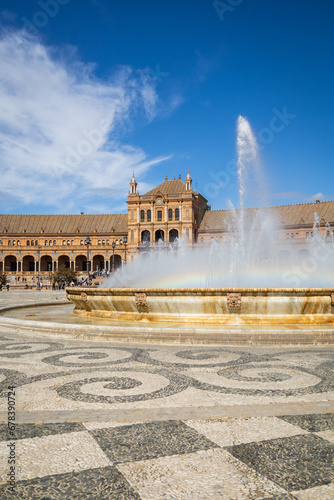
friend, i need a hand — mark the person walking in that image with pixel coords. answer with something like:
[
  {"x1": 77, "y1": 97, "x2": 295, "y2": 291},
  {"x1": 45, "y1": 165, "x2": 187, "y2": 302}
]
[{"x1": 6, "y1": 283, "x2": 9, "y2": 291}]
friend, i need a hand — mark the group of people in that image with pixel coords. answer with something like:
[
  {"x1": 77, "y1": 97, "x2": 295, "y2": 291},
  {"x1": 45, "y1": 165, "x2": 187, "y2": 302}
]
[
  {"x1": 0, "y1": 282, "x2": 10, "y2": 291},
  {"x1": 52, "y1": 282, "x2": 66, "y2": 290}
]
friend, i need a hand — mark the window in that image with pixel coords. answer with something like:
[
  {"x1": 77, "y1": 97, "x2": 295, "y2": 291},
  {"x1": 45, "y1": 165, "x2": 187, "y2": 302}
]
[
  {"x1": 147, "y1": 210, "x2": 151, "y2": 222},
  {"x1": 157, "y1": 210, "x2": 162, "y2": 221},
  {"x1": 63, "y1": 240, "x2": 66, "y2": 246},
  {"x1": 175, "y1": 208, "x2": 180, "y2": 221},
  {"x1": 98, "y1": 240, "x2": 101, "y2": 245},
  {"x1": 168, "y1": 208, "x2": 173, "y2": 221},
  {"x1": 0, "y1": 240, "x2": 2, "y2": 245},
  {"x1": 131, "y1": 229, "x2": 134, "y2": 243},
  {"x1": 291, "y1": 234, "x2": 294, "y2": 239},
  {"x1": 8, "y1": 240, "x2": 11, "y2": 246},
  {"x1": 45, "y1": 240, "x2": 48, "y2": 246},
  {"x1": 67, "y1": 240, "x2": 70, "y2": 245},
  {"x1": 80, "y1": 240, "x2": 84, "y2": 245},
  {"x1": 71, "y1": 240, "x2": 74, "y2": 245},
  {"x1": 35, "y1": 240, "x2": 38, "y2": 246},
  {"x1": 106, "y1": 239, "x2": 109, "y2": 245},
  {"x1": 53, "y1": 240, "x2": 56, "y2": 246},
  {"x1": 140, "y1": 210, "x2": 145, "y2": 222},
  {"x1": 31, "y1": 240, "x2": 35, "y2": 246},
  {"x1": 49, "y1": 240, "x2": 52, "y2": 246},
  {"x1": 27, "y1": 240, "x2": 30, "y2": 246},
  {"x1": 102, "y1": 240, "x2": 105, "y2": 245},
  {"x1": 13, "y1": 240, "x2": 16, "y2": 246}
]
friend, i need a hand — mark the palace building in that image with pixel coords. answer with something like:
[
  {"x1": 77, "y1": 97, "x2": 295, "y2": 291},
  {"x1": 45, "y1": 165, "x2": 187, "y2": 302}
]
[{"x1": 1, "y1": 171, "x2": 334, "y2": 283}]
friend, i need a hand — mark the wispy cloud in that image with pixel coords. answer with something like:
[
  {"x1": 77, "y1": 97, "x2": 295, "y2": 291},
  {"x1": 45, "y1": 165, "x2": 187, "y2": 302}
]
[{"x1": 0, "y1": 30, "x2": 169, "y2": 213}]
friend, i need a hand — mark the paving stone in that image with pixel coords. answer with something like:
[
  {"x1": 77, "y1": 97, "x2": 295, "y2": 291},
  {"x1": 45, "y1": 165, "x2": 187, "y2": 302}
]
[
  {"x1": 90, "y1": 420, "x2": 219, "y2": 464},
  {"x1": 0, "y1": 422, "x2": 85, "y2": 441},
  {"x1": 0, "y1": 466, "x2": 141, "y2": 500},
  {"x1": 226, "y1": 433, "x2": 334, "y2": 491},
  {"x1": 278, "y1": 413, "x2": 334, "y2": 432}
]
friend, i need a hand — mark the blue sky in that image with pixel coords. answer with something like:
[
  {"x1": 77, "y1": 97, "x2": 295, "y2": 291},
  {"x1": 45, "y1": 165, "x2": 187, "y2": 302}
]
[{"x1": 0, "y1": 0, "x2": 333, "y2": 214}]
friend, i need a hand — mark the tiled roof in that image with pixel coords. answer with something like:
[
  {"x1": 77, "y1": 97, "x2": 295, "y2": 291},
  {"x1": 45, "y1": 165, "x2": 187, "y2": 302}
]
[
  {"x1": 0, "y1": 214, "x2": 128, "y2": 235},
  {"x1": 199, "y1": 200, "x2": 334, "y2": 231},
  {"x1": 143, "y1": 179, "x2": 186, "y2": 196}
]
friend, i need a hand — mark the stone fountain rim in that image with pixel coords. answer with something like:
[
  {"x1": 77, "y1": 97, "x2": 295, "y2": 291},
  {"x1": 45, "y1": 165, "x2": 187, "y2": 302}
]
[{"x1": 67, "y1": 287, "x2": 334, "y2": 294}]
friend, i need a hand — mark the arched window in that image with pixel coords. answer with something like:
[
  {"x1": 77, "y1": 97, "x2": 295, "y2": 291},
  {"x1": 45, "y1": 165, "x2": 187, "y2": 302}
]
[
  {"x1": 106, "y1": 239, "x2": 109, "y2": 245},
  {"x1": 71, "y1": 240, "x2": 74, "y2": 245},
  {"x1": 67, "y1": 240, "x2": 70, "y2": 245},
  {"x1": 17, "y1": 240, "x2": 20, "y2": 246},
  {"x1": 169, "y1": 229, "x2": 178, "y2": 242},
  {"x1": 141, "y1": 230, "x2": 150, "y2": 243},
  {"x1": 0, "y1": 240, "x2": 2, "y2": 245},
  {"x1": 35, "y1": 240, "x2": 38, "y2": 246},
  {"x1": 49, "y1": 240, "x2": 52, "y2": 246},
  {"x1": 147, "y1": 210, "x2": 151, "y2": 222},
  {"x1": 13, "y1": 240, "x2": 16, "y2": 246},
  {"x1": 168, "y1": 209, "x2": 173, "y2": 221},
  {"x1": 98, "y1": 240, "x2": 101, "y2": 245},
  {"x1": 102, "y1": 240, "x2": 105, "y2": 245},
  {"x1": 80, "y1": 240, "x2": 84, "y2": 245},
  {"x1": 8, "y1": 240, "x2": 11, "y2": 246},
  {"x1": 155, "y1": 229, "x2": 164, "y2": 242},
  {"x1": 45, "y1": 240, "x2": 48, "y2": 246},
  {"x1": 31, "y1": 240, "x2": 34, "y2": 246},
  {"x1": 140, "y1": 210, "x2": 145, "y2": 222},
  {"x1": 27, "y1": 240, "x2": 30, "y2": 246},
  {"x1": 63, "y1": 240, "x2": 66, "y2": 246},
  {"x1": 53, "y1": 240, "x2": 56, "y2": 246},
  {"x1": 175, "y1": 208, "x2": 180, "y2": 221}
]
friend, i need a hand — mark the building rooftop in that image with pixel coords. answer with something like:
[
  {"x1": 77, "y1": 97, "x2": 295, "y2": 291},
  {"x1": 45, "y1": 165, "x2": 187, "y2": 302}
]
[
  {"x1": 0, "y1": 213, "x2": 128, "y2": 235},
  {"x1": 199, "y1": 200, "x2": 334, "y2": 231},
  {"x1": 143, "y1": 178, "x2": 186, "y2": 197}
]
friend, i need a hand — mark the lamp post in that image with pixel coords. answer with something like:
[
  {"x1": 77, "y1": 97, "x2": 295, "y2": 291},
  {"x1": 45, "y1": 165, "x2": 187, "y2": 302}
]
[
  {"x1": 112, "y1": 240, "x2": 115, "y2": 272},
  {"x1": 85, "y1": 236, "x2": 91, "y2": 279},
  {"x1": 124, "y1": 235, "x2": 127, "y2": 264},
  {"x1": 37, "y1": 245, "x2": 41, "y2": 290}
]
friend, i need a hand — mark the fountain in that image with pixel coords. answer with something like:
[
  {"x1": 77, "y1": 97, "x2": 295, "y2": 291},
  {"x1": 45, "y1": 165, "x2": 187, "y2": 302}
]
[{"x1": 66, "y1": 117, "x2": 334, "y2": 330}]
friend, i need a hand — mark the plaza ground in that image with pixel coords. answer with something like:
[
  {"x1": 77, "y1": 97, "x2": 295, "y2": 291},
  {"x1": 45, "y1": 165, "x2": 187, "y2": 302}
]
[{"x1": 0, "y1": 291, "x2": 333, "y2": 499}]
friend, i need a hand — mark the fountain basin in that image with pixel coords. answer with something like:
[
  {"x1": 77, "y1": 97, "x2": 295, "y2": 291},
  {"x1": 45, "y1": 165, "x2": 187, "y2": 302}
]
[{"x1": 66, "y1": 287, "x2": 334, "y2": 325}]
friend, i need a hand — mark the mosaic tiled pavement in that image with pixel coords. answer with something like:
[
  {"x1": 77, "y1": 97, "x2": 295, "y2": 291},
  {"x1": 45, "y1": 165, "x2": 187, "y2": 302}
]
[{"x1": 0, "y1": 292, "x2": 333, "y2": 498}]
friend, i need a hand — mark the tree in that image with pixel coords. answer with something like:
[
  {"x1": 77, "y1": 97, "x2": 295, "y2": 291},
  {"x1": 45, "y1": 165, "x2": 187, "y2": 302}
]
[
  {"x1": 0, "y1": 271, "x2": 7, "y2": 286},
  {"x1": 52, "y1": 264, "x2": 79, "y2": 285}
]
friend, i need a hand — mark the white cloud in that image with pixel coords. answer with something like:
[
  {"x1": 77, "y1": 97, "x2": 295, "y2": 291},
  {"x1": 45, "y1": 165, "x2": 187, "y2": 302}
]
[{"x1": 0, "y1": 30, "x2": 168, "y2": 213}]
